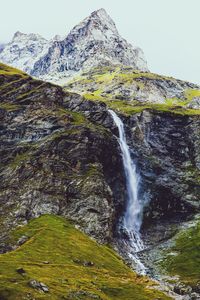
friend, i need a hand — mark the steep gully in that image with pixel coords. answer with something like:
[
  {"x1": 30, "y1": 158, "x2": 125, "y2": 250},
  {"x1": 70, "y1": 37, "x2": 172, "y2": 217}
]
[{"x1": 108, "y1": 110, "x2": 147, "y2": 275}]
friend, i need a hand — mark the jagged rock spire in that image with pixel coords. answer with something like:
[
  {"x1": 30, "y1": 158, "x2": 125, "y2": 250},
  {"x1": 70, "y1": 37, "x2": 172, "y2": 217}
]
[{"x1": 0, "y1": 8, "x2": 148, "y2": 82}]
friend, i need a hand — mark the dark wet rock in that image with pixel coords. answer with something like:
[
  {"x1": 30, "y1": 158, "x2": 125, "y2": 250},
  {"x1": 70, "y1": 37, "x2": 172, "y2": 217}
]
[
  {"x1": 173, "y1": 283, "x2": 192, "y2": 295},
  {"x1": 83, "y1": 261, "x2": 95, "y2": 267},
  {"x1": 126, "y1": 110, "x2": 200, "y2": 228}
]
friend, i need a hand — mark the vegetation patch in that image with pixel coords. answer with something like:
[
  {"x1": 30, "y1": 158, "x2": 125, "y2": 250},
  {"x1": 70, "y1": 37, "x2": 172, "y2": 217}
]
[
  {"x1": 83, "y1": 94, "x2": 200, "y2": 116},
  {"x1": 0, "y1": 102, "x2": 22, "y2": 111},
  {"x1": 0, "y1": 215, "x2": 171, "y2": 300},
  {"x1": 161, "y1": 220, "x2": 200, "y2": 287},
  {"x1": 0, "y1": 63, "x2": 28, "y2": 77},
  {"x1": 65, "y1": 66, "x2": 200, "y2": 116}
]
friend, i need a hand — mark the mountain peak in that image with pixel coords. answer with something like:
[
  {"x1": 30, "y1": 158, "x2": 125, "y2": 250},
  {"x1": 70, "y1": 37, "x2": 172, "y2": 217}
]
[
  {"x1": 91, "y1": 8, "x2": 111, "y2": 20},
  {"x1": 12, "y1": 31, "x2": 47, "y2": 43},
  {"x1": 12, "y1": 31, "x2": 25, "y2": 41},
  {"x1": 87, "y1": 8, "x2": 119, "y2": 35},
  {"x1": 67, "y1": 7, "x2": 119, "y2": 43},
  {"x1": 0, "y1": 9, "x2": 148, "y2": 82}
]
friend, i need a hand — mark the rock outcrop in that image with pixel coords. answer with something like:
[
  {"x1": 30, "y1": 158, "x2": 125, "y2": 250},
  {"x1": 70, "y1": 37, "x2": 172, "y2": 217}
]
[
  {"x1": 0, "y1": 63, "x2": 125, "y2": 249},
  {"x1": 65, "y1": 65, "x2": 200, "y2": 106},
  {"x1": 64, "y1": 90, "x2": 200, "y2": 230},
  {"x1": 0, "y1": 32, "x2": 50, "y2": 74}
]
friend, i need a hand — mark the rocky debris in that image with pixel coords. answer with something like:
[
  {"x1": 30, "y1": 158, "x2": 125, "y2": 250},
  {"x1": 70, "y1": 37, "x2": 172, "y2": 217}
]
[
  {"x1": 66, "y1": 290, "x2": 102, "y2": 299},
  {"x1": 172, "y1": 282, "x2": 200, "y2": 299},
  {"x1": 83, "y1": 261, "x2": 95, "y2": 267},
  {"x1": 16, "y1": 267, "x2": 26, "y2": 275},
  {"x1": 72, "y1": 259, "x2": 94, "y2": 267},
  {"x1": 28, "y1": 280, "x2": 49, "y2": 292},
  {"x1": 187, "y1": 97, "x2": 200, "y2": 109},
  {"x1": 173, "y1": 283, "x2": 192, "y2": 295},
  {"x1": 0, "y1": 9, "x2": 148, "y2": 83},
  {"x1": 17, "y1": 235, "x2": 28, "y2": 246}
]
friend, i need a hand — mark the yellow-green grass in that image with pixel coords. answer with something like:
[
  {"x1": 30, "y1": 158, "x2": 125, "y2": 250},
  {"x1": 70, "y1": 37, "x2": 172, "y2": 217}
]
[
  {"x1": 0, "y1": 63, "x2": 28, "y2": 77},
  {"x1": 161, "y1": 221, "x2": 200, "y2": 287},
  {"x1": 83, "y1": 93, "x2": 200, "y2": 116},
  {"x1": 184, "y1": 89, "x2": 200, "y2": 101},
  {"x1": 66, "y1": 65, "x2": 200, "y2": 116},
  {"x1": 0, "y1": 215, "x2": 171, "y2": 300},
  {"x1": 0, "y1": 102, "x2": 21, "y2": 111}
]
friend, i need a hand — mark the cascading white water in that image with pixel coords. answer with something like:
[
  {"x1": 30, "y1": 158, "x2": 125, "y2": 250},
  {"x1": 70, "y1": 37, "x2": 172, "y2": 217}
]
[{"x1": 109, "y1": 109, "x2": 146, "y2": 274}]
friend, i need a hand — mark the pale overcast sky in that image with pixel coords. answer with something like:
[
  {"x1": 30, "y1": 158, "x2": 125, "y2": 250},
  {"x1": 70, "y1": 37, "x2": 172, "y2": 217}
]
[{"x1": 1, "y1": 0, "x2": 200, "y2": 84}]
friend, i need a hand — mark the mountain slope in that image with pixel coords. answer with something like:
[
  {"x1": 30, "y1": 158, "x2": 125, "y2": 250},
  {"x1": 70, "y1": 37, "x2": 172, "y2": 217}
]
[
  {"x1": 0, "y1": 215, "x2": 171, "y2": 300},
  {"x1": 1, "y1": 60, "x2": 200, "y2": 299},
  {"x1": 0, "y1": 62, "x2": 125, "y2": 246},
  {"x1": 0, "y1": 9, "x2": 148, "y2": 83},
  {"x1": 65, "y1": 65, "x2": 200, "y2": 111}
]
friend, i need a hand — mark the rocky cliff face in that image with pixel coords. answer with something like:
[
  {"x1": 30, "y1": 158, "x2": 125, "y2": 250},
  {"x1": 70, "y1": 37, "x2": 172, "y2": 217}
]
[
  {"x1": 63, "y1": 69, "x2": 200, "y2": 298},
  {"x1": 0, "y1": 9, "x2": 148, "y2": 83},
  {"x1": 31, "y1": 9, "x2": 148, "y2": 82},
  {"x1": 0, "y1": 63, "x2": 127, "y2": 251},
  {"x1": 0, "y1": 32, "x2": 50, "y2": 74},
  {"x1": 64, "y1": 90, "x2": 200, "y2": 228},
  {"x1": 1, "y1": 62, "x2": 199, "y2": 249}
]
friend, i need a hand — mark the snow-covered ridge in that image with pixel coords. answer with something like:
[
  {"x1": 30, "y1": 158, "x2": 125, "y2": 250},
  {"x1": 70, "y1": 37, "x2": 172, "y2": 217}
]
[{"x1": 0, "y1": 8, "x2": 148, "y2": 83}]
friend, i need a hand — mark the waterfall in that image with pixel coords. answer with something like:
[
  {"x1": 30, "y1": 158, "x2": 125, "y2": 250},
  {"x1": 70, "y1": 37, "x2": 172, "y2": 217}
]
[{"x1": 108, "y1": 109, "x2": 146, "y2": 274}]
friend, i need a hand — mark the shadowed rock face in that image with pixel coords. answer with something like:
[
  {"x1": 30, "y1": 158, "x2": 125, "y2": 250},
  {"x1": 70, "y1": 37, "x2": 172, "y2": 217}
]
[
  {"x1": 65, "y1": 96, "x2": 200, "y2": 215},
  {"x1": 127, "y1": 111, "x2": 200, "y2": 221},
  {"x1": 0, "y1": 63, "x2": 127, "y2": 251},
  {"x1": 63, "y1": 88, "x2": 200, "y2": 296}
]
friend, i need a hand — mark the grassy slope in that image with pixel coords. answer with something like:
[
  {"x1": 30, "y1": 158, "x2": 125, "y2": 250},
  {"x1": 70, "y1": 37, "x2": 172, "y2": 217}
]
[
  {"x1": 65, "y1": 66, "x2": 200, "y2": 116},
  {"x1": 0, "y1": 63, "x2": 28, "y2": 77},
  {"x1": 0, "y1": 215, "x2": 171, "y2": 300},
  {"x1": 161, "y1": 220, "x2": 200, "y2": 287}
]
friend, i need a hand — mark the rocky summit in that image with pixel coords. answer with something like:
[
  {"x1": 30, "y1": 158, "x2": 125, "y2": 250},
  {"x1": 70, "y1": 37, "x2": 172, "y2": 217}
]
[
  {"x1": 0, "y1": 9, "x2": 148, "y2": 83},
  {"x1": 0, "y1": 7, "x2": 200, "y2": 300}
]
